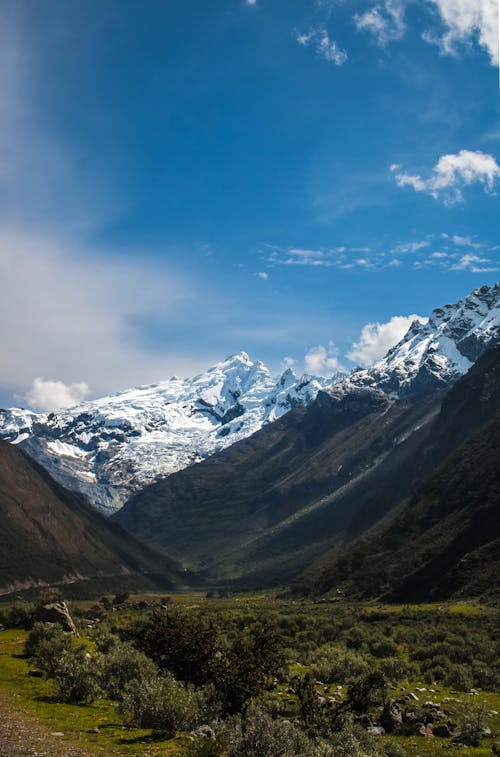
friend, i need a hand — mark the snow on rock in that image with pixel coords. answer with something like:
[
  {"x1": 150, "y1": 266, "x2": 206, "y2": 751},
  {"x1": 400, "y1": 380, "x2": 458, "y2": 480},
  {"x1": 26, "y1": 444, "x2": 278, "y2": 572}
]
[
  {"x1": 1, "y1": 284, "x2": 498, "y2": 514},
  {"x1": 0, "y1": 352, "x2": 337, "y2": 512},
  {"x1": 333, "y1": 283, "x2": 500, "y2": 399}
]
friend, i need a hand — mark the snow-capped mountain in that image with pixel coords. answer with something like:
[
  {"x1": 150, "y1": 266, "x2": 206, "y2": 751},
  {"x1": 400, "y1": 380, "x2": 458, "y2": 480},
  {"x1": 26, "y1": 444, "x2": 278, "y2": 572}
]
[
  {"x1": 0, "y1": 353, "x2": 336, "y2": 512},
  {"x1": 1, "y1": 284, "x2": 499, "y2": 514},
  {"x1": 331, "y1": 283, "x2": 500, "y2": 399}
]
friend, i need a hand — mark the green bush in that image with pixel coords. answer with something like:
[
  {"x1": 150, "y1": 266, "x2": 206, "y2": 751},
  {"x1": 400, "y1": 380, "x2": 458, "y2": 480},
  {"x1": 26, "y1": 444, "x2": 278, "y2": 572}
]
[
  {"x1": 445, "y1": 664, "x2": 473, "y2": 692},
  {"x1": 310, "y1": 644, "x2": 370, "y2": 684},
  {"x1": 327, "y1": 715, "x2": 381, "y2": 757},
  {"x1": 24, "y1": 622, "x2": 72, "y2": 677},
  {"x1": 118, "y1": 671, "x2": 201, "y2": 734},
  {"x1": 53, "y1": 647, "x2": 101, "y2": 704},
  {"x1": 222, "y1": 705, "x2": 329, "y2": 757},
  {"x1": 99, "y1": 642, "x2": 157, "y2": 701}
]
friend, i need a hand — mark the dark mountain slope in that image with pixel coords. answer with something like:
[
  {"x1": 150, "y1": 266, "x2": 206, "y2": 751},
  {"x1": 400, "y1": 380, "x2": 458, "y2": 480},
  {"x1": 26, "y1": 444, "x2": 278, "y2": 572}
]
[
  {"x1": 115, "y1": 346, "x2": 500, "y2": 588},
  {"x1": 0, "y1": 439, "x2": 192, "y2": 596},
  {"x1": 299, "y1": 347, "x2": 500, "y2": 601},
  {"x1": 114, "y1": 384, "x2": 446, "y2": 584}
]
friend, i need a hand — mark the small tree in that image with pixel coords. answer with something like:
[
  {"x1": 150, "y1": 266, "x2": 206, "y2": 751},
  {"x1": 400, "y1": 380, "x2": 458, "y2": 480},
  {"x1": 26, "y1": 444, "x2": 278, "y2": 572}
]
[{"x1": 24, "y1": 622, "x2": 72, "y2": 677}]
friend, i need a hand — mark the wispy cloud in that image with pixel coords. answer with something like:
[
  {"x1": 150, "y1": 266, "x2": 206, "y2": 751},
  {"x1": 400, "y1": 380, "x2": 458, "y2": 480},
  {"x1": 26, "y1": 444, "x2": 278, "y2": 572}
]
[
  {"x1": 296, "y1": 27, "x2": 348, "y2": 65},
  {"x1": 393, "y1": 150, "x2": 500, "y2": 204},
  {"x1": 263, "y1": 233, "x2": 499, "y2": 274},
  {"x1": 354, "y1": 0, "x2": 406, "y2": 46}
]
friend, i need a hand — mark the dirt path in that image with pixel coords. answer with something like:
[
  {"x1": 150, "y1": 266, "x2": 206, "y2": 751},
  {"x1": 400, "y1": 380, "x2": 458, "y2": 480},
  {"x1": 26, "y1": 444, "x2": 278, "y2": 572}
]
[{"x1": 0, "y1": 691, "x2": 93, "y2": 757}]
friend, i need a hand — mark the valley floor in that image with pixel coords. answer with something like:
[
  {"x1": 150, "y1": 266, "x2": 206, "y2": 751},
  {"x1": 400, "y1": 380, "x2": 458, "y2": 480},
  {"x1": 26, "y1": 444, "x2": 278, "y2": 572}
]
[{"x1": 0, "y1": 593, "x2": 498, "y2": 756}]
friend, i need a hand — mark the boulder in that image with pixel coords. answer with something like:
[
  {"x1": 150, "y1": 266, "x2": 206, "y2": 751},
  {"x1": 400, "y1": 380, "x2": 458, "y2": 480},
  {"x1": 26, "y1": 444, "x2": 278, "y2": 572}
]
[
  {"x1": 37, "y1": 601, "x2": 77, "y2": 634},
  {"x1": 380, "y1": 699, "x2": 402, "y2": 733},
  {"x1": 191, "y1": 726, "x2": 216, "y2": 741},
  {"x1": 367, "y1": 727, "x2": 385, "y2": 736},
  {"x1": 434, "y1": 724, "x2": 451, "y2": 738},
  {"x1": 418, "y1": 725, "x2": 434, "y2": 738}
]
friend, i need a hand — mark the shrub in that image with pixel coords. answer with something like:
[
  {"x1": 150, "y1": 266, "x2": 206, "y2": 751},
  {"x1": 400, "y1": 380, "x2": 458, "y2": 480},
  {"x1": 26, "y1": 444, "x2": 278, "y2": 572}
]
[
  {"x1": 24, "y1": 622, "x2": 72, "y2": 677},
  {"x1": 6, "y1": 603, "x2": 34, "y2": 630},
  {"x1": 446, "y1": 664, "x2": 473, "y2": 692},
  {"x1": 310, "y1": 644, "x2": 370, "y2": 684},
  {"x1": 100, "y1": 642, "x2": 157, "y2": 701},
  {"x1": 53, "y1": 647, "x2": 101, "y2": 704},
  {"x1": 118, "y1": 671, "x2": 201, "y2": 734},
  {"x1": 327, "y1": 715, "x2": 381, "y2": 757},
  {"x1": 222, "y1": 705, "x2": 328, "y2": 757}
]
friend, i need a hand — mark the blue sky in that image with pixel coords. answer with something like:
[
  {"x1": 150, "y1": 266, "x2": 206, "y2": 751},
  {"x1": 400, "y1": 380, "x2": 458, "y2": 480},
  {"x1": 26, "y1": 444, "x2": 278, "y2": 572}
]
[{"x1": 0, "y1": 0, "x2": 499, "y2": 409}]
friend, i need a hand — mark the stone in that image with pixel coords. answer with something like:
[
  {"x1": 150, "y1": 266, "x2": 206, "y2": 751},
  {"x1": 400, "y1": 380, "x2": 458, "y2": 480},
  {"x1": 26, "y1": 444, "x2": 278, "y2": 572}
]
[
  {"x1": 434, "y1": 724, "x2": 451, "y2": 738},
  {"x1": 380, "y1": 699, "x2": 403, "y2": 733},
  {"x1": 418, "y1": 725, "x2": 434, "y2": 738},
  {"x1": 367, "y1": 727, "x2": 385, "y2": 736},
  {"x1": 37, "y1": 601, "x2": 77, "y2": 634},
  {"x1": 191, "y1": 726, "x2": 216, "y2": 741},
  {"x1": 87, "y1": 727, "x2": 100, "y2": 734}
]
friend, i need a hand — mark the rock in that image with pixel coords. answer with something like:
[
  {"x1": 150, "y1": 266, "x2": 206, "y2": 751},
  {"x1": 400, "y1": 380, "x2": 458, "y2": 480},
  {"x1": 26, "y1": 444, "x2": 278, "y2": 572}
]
[
  {"x1": 418, "y1": 725, "x2": 434, "y2": 738},
  {"x1": 407, "y1": 692, "x2": 419, "y2": 701},
  {"x1": 51, "y1": 732, "x2": 64, "y2": 737},
  {"x1": 37, "y1": 601, "x2": 77, "y2": 634},
  {"x1": 87, "y1": 727, "x2": 100, "y2": 734},
  {"x1": 380, "y1": 699, "x2": 403, "y2": 733},
  {"x1": 434, "y1": 724, "x2": 451, "y2": 738},
  {"x1": 27, "y1": 669, "x2": 43, "y2": 678},
  {"x1": 191, "y1": 726, "x2": 216, "y2": 741},
  {"x1": 367, "y1": 727, "x2": 385, "y2": 736}
]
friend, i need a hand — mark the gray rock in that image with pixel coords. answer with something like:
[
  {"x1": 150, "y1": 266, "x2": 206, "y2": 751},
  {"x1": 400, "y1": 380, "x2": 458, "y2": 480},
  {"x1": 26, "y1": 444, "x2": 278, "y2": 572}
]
[
  {"x1": 37, "y1": 601, "x2": 77, "y2": 634},
  {"x1": 191, "y1": 726, "x2": 216, "y2": 741},
  {"x1": 380, "y1": 699, "x2": 402, "y2": 733}
]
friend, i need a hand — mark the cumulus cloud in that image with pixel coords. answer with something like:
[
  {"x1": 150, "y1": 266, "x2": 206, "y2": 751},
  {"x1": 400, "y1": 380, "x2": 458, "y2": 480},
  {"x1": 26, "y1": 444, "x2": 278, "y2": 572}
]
[
  {"x1": 256, "y1": 271, "x2": 269, "y2": 279},
  {"x1": 394, "y1": 150, "x2": 500, "y2": 203},
  {"x1": 423, "y1": 0, "x2": 499, "y2": 66},
  {"x1": 347, "y1": 314, "x2": 426, "y2": 367},
  {"x1": 26, "y1": 378, "x2": 89, "y2": 411},
  {"x1": 296, "y1": 27, "x2": 348, "y2": 65},
  {"x1": 304, "y1": 341, "x2": 345, "y2": 375}
]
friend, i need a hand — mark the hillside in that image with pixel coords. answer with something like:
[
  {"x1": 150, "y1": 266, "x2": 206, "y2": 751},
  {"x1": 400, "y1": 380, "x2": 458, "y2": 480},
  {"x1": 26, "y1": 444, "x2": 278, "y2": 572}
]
[
  {"x1": 0, "y1": 439, "x2": 192, "y2": 597},
  {"x1": 115, "y1": 327, "x2": 500, "y2": 589},
  {"x1": 299, "y1": 347, "x2": 500, "y2": 601}
]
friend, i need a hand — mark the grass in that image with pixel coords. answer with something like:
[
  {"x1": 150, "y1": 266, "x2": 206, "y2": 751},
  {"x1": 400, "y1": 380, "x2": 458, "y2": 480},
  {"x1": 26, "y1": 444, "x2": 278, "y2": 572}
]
[{"x1": 0, "y1": 593, "x2": 499, "y2": 756}]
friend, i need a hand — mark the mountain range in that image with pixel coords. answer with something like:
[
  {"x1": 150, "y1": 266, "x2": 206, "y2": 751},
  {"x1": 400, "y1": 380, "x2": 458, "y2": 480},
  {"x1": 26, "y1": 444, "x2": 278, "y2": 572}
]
[
  {"x1": 1, "y1": 283, "x2": 499, "y2": 600},
  {"x1": 0, "y1": 355, "x2": 334, "y2": 512},
  {"x1": 113, "y1": 284, "x2": 500, "y2": 592}
]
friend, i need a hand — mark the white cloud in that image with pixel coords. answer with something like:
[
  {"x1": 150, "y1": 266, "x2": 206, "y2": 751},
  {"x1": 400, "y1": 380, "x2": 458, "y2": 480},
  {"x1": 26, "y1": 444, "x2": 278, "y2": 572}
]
[
  {"x1": 26, "y1": 378, "x2": 89, "y2": 411},
  {"x1": 354, "y1": 0, "x2": 406, "y2": 45},
  {"x1": 256, "y1": 271, "x2": 269, "y2": 279},
  {"x1": 423, "y1": 0, "x2": 499, "y2": 66},
  {"x1": 354, "y1": 0, "x2": 498, "y2": 65},
  {"x1": 347, "y1": 314, "x2": 426, "y2": 366},
  {"x1": 0, "y1": 229, "x2": 207, "y2": 403},
  {"x1": 450, "y1": 253, "x2": 499, "y2": 272},
  {"x1": 281, "y1": 356, "x2": 297, "y2": 370},
  {"x1": 246, "y1": 0, "x2": 257, "y2": 5},
  {"x1": 296, "y1": 27, "x2": 348, "y2": 65},
  {"x1": 394, "y1": 150, "x2": 500, "y2": 203},
  {"x1": 304, "y1": 341, "x2": 345, "y2": 375}
]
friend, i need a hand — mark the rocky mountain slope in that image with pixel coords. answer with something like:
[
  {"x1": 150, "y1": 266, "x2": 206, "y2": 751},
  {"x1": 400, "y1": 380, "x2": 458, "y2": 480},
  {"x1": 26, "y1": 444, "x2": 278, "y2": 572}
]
[
  {"x1": 0, "y1": 438, "x2": 192, "y2": 597},
  {"x1": 0, "y1": 354, "x2": 334, "y2": 512},
  {"x1": 114, "y1": 284, "x2": 500, "y2": 586},
  {"x1": 299, "y1": 346, "x2": 500, "y2": 601}
]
